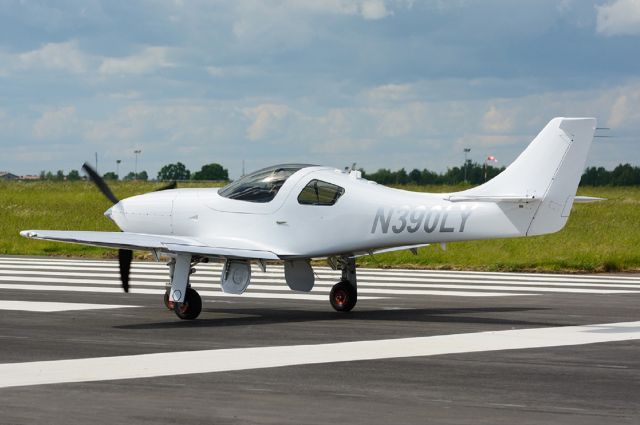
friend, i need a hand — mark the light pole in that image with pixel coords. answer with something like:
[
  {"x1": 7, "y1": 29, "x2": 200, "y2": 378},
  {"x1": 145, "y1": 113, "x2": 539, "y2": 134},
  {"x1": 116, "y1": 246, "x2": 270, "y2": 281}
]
[
  {"x1": 134, "y1": 150, "x2": 142, "y2": 179},
  {"x1": 116, "y1": 160, "x2": 121, "y2": 180},
  {"x1": 463, "y1": 148, "x2": 471, "y2": 183}
]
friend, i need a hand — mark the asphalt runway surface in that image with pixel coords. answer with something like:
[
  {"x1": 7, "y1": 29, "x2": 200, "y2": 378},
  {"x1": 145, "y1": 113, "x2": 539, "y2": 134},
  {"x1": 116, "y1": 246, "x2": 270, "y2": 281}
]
[{"x1": 1, "y1": 256, "x2": 639, "y2": 425}]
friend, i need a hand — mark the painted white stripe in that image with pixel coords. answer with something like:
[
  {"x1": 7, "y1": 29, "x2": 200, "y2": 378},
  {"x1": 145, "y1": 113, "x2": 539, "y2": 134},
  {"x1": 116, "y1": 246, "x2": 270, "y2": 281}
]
[
  {"x1": 3, "y1": 266, "x2": 640, "y2": 292},
  {"x1": 2, "y1": 320, "x2": 639, "y2": 388},
  {"x1": 0, "y1": 275, "x2": 632, "y2": 295},
  {"x1": 4, "y1": 269, "x2": 640, "y2": 290},
  {"x1": 0, "y1": 300, "x2": 140, "y2": 312},
  {"x1": 2, "y1": 257, "x2": 639, "y2": 281},
  {"x1": 0, "y1": 284, "x2": 382, "y2": 301}
]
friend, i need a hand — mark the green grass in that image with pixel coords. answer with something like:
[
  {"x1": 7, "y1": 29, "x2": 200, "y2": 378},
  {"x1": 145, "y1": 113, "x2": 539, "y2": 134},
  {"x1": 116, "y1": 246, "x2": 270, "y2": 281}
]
[{"x1": 2, "y1": 181, "x2": 639, "y2": 272}]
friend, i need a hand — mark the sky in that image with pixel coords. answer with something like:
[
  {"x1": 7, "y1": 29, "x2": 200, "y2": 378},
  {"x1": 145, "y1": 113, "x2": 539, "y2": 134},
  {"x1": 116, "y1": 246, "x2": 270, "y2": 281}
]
[{"x1": 0, "y1": 0, "x2": 639, "y2": 179}]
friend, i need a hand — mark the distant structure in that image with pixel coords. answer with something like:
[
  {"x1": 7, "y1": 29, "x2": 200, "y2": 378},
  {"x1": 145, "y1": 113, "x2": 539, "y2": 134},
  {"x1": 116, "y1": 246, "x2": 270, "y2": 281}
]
[
  {"x1": 20, "y1": 175, "x2": 41, "y2": 181},
  {"x1": 0, "y1": 171, "x2": 20, "y2": 180}
]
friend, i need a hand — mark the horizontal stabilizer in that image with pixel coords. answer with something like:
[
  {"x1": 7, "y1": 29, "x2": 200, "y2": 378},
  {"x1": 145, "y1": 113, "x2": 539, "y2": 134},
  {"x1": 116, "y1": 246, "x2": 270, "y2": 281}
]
[
  {"x1": 446, "y1": 195, "x2": 538, "y2": 203},
  {"x1": 573, "y1": 196, "x2": 606, "y2": 203}
]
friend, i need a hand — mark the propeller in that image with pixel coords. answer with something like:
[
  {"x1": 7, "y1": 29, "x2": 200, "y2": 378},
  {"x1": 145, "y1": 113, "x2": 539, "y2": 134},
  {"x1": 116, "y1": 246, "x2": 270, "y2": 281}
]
[
  {"x1": 118, "y1": 249, "x2": 132, "y2": 293},
  {"x1": 82, "y1": 162, "x2": 119, "y2": 204},
  {"x1": 82, "y1": 162, "x2": 132, "y2": 293},
  {"x1": 82, "y1": 163, "x2": 180, "y2": 293}
]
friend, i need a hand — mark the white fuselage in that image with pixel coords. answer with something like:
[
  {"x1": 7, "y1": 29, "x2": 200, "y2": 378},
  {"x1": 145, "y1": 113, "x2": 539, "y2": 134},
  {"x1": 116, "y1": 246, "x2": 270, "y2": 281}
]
[{"x1": 107, "y1": 167, "x2": 536, "y2": 259}]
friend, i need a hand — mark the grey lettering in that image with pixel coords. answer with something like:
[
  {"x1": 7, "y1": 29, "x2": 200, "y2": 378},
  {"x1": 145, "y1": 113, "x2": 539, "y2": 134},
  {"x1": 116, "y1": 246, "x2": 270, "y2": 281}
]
[
  {"x1": 459, "y1": 208, "x2": 472, "y2": 232},
  {"x1": 439, "y1": 209, "x2": 455, "y2": 233},
  {"x1": 392, "y1": 207, "x2": 410, "y2": 234},
  {"x1": 424, "y1": 206, "x2": 441, "y2": 233},
  {"x1": 407, "y1": 207, "x2": 426, "y2": 233},
  {"x1": 371, "y1": 207, "x2": 393, "y2": 234}
]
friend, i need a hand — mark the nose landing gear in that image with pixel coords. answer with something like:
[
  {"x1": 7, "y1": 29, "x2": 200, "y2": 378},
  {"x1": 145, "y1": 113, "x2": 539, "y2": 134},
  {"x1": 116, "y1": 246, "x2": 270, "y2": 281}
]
[{"x1": 164, "y1": 255, "x2": 204, "y2": 320}]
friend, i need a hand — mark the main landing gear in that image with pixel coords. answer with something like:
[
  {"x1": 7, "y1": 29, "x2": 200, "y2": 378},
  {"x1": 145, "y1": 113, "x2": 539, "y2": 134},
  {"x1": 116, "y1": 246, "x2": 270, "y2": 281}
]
[
  {"x1": 329, "y1": 257, "x2": 357, "y2": 312},
  {"x1": 163, "y1": 255, "x2": 204, "y2": 320}
]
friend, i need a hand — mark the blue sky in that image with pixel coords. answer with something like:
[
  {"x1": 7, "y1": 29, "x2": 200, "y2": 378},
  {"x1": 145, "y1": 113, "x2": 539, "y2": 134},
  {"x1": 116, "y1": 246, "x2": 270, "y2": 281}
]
[{"x1": 1, "y1": 0, "x2": 639, "y2": 178}]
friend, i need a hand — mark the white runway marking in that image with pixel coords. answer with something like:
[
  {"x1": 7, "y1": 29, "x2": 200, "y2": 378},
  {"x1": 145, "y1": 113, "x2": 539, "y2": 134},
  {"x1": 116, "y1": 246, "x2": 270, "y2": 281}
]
[
  {"x1": 1, "y1": 320, "x2": 639, "y2": 388},
  {"x1": 0, "y1": 300, "x2": 140, "y2": 312},
  {"x1": 0, "y1": 283, "x2": 382, "y2": 301},
  {"x1": 1, "y1": 256, "x2": 639, "y2": 299}
]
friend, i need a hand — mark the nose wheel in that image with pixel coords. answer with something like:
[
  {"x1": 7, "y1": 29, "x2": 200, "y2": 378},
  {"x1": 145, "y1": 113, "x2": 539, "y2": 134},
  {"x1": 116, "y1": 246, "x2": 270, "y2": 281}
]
[
  {"x1": 164, "y1": 287, "x2": 202, "y2": 320},
  {"x1": 330, "y1": 281, "x2": 357, "y2": 312}
]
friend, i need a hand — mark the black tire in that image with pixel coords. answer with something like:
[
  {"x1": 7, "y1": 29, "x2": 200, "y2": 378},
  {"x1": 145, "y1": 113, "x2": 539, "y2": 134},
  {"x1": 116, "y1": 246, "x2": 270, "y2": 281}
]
[
  {"x1": 173, "y1": 287, "x2": 202, "y2": 320},
  {"x1": 330, "y1": 281, "x2": 357, "y2": 312}
]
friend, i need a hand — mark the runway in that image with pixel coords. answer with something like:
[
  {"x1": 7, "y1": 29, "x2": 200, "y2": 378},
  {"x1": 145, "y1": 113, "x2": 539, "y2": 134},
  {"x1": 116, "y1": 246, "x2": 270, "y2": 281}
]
[{"x1": 1, "y1": 256, "x2": 639, "y2": 424}]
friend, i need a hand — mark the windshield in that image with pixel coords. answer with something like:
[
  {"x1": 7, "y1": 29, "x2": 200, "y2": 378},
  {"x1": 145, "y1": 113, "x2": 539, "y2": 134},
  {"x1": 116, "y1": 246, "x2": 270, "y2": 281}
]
[{"x1": 219, "y1": 164, "x2": 314, "y2": 203}]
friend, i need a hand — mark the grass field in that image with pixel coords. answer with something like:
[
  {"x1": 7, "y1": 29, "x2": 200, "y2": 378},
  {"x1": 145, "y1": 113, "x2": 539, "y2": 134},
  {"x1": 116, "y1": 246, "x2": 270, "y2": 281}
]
[{"x1": 1, "y1": 181, "x2": 639, "y2": 272}]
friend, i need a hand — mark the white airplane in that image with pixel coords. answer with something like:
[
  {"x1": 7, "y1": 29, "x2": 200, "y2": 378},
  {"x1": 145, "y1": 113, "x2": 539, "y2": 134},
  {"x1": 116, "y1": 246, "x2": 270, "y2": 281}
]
[{"x1": 22, "y1": 117, "x2": 600, "y2": 320}]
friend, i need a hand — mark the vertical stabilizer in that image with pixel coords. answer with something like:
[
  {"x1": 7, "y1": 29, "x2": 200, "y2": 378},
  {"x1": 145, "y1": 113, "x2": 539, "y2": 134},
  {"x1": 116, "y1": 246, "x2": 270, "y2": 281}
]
[{"x1": 454, "y1": 117, "x2": 596, "y2": 236}]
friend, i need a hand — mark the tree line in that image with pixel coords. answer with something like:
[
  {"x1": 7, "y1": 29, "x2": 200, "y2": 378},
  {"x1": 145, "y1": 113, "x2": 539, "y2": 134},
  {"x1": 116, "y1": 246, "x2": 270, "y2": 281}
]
[
  {"x1": 33, "y1": 162, "x2": 640, "y2": 186},
  {"x1": 36, "y1": 162, "x2": 228, "y2": 182},
  {"x1": 361, "y1": 162, "x2": 505, "y2": 186}
]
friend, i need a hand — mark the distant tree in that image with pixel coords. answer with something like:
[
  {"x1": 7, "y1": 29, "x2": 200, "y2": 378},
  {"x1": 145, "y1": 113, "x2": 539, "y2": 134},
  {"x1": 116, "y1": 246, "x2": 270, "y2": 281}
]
[
  {"x1": 123, "y1": 172, "x2": 136, "y2": 181},
  {"x1": 67, "y1": 170, "x2": 81, "y2": 181},
  {"x1": 102, "y1": 172, "x2": 118, "y2": 180},
  {"x1": 55, "y1": 170, "x2": 65, "y2": 181},
  {"x1": 396, "y1": 168, "x2": 409, "y2": 185},
  {"x1": 157, "y1": 162, "x2": 190, "y2": 181},
  {"x1": 45, "y1": 171, "x2": 54, "y2": 180},
  {"x1": 193, "y1": 163, "x2": 229, "y2": 181},
  {"x1": 39, "y1": 170, "x2": 46, "y2": 179},
  {"x1": 408, "y1": 168, "x2": 422, "y2": 185},
  {"x1": 137, "y1": 170, "x2": 148, "y2": 181}
]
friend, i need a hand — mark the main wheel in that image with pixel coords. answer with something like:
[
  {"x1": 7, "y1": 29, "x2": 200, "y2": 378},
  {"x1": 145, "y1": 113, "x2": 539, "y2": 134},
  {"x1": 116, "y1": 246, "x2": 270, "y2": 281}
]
[
  {"x1": 330, "y1": 281, "x2": 357, "y2": 312},
  {"x1": 173, "y1": 287, "x2": 202, "y2": 320}
]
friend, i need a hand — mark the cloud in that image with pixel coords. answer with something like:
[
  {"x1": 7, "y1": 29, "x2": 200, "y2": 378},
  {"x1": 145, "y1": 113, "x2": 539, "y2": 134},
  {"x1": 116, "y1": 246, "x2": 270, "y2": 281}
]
[
  {"x1": 482, "y1": 105, "x2": 515, "y2": 133},
  {"x1": 360, "y1": 0, "x2": 392, "y2": 20},
  {"x1": 17, "y1": 41, "x2": 89, "y2": 74},
  {"x1": 33, "y1": 106, "x2": 79, "y2": 140},
  {"x1": 243, "y1": 103, "x2": 292, "y2": 141},
  {"x1": 99, "y1": 47, "x2": 174, "y2": 75},
  {"x1": 596, "y1": 0, "x2": 640, "y2": 36}
]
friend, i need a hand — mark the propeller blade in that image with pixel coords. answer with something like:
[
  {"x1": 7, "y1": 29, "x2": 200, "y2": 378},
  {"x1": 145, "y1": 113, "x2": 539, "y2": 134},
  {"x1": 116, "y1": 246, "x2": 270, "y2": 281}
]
[
  {"x1": 82, "y1": 162, "x2": 119, "y2": 204},
  {"x1": 156, "y1": 181, "x2": 177, "y2": 191},
  {"x1": 118, "y1": 249, "x2": 133, "y2": 293}
]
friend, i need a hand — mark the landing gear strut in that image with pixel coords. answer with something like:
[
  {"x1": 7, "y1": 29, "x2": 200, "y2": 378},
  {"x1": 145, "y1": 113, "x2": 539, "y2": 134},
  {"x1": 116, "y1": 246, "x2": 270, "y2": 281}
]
[
  {"x1": 329, "y1": 257, "x2": 357, "y2": 312},
  {"x1": 164, "y1": 255, "x2": 205, "y2": 320}
]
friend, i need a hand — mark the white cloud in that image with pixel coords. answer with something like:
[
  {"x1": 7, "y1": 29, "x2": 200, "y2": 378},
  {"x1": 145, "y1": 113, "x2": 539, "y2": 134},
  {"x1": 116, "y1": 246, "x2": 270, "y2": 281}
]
[
  {"x1": 482, "y1": 105, "x2": 515, "y2": 133},
  {"x1": 243, "y1": 103, "x2": 292, "y2": 141},
  {"x1": 33, "y1": 106, "x2": 79, "y2": 140},
  {"x1": 366, "y1": 83, "x2": 414, "y2": 102},
  {"x1": 99, "y1": 47, "x2": 174, "y2": 75},
  {"x1": 17, "y1": 41, "x2": 89, "y2": 74},
  {"x1": 596, "y1": 0, "x2": 640, "y2": 36},
  {"x1": 360, "y1": 0, "x2": 391, "y2": 20}
]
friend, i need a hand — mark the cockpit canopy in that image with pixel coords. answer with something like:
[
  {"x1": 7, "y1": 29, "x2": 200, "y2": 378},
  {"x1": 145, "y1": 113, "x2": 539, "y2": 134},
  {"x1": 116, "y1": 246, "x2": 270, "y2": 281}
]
[{"x1": 218, "y1": 164, "x2": 315, "y2": 203}]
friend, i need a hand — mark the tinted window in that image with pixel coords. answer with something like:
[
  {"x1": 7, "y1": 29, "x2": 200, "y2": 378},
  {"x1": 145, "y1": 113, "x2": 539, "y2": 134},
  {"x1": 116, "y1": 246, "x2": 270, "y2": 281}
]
[
  {"x1": 298, "y1": 180, "x2": 345, "y2": 206},
  {"x1": 219, "y1": 164, "x2": 312, "y2": 203}
]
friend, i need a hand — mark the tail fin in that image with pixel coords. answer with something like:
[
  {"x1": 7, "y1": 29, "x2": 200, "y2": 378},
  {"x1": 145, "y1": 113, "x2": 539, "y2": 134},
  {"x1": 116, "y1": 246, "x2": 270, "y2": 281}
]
[{"x1": 455, "y1": 117, "x2": 596, "y2": 236}]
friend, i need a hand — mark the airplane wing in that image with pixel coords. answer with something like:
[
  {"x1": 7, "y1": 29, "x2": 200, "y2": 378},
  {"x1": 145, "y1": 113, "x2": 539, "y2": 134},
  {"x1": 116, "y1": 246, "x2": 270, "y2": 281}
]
[{"x1": 20, "y1": 230, "x2": 280, "y2": 260}]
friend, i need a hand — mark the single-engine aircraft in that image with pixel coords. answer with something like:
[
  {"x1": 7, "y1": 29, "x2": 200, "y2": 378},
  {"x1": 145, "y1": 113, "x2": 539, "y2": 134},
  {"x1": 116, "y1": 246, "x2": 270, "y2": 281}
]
[{"x1": 22, "y1": 117, "x2": 601, "y2": 320}]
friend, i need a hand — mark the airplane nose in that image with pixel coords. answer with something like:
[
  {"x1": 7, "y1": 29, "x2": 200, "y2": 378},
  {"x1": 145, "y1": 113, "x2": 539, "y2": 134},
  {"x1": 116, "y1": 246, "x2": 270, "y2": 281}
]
[{"x1": 104, "y1": 202, "x2": 121, "y2": 222}]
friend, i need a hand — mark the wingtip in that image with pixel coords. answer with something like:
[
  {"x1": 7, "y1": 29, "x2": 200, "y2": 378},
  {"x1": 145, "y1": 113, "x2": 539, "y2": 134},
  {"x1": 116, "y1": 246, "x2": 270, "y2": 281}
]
[{"x1": 20, "y1": 230, "x2": 35, "y2": 238}]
